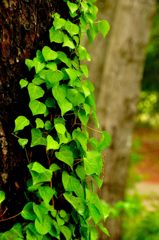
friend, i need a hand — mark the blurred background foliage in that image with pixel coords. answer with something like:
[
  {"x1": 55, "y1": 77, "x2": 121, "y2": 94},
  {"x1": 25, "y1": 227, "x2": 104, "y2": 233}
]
[{"x1": 137, "y1": 0, "x2": 159, "y2": 128}]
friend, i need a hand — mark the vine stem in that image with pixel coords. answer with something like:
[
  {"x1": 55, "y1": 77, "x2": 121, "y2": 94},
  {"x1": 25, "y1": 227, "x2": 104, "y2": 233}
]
[{"x1": 0, "y1": 212, "x2": 20, "y2": 222}]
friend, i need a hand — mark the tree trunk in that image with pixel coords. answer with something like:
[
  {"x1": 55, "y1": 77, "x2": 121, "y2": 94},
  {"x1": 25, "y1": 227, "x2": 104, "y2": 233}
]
[
  {"x1": 82, "y1": 1, "x2": 155, "y2": 238},
  {"x1": 0, "y1": 0, "x2": 68, "y2": 231},
  {"x1": 92, "y1": 1, "x2": 156, "y2": 239}
]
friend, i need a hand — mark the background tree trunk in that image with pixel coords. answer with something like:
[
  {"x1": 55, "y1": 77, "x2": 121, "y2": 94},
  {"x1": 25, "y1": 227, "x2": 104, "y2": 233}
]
[
  {"x1": 88, "y1": 0, "x2": 156, "y2": 239},
  {"x1": 0, "y1": 0, "x2": 68, "y2": 231}
]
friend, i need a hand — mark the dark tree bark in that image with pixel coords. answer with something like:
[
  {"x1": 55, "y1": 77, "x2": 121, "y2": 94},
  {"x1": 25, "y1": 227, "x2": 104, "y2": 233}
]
[{"x1": 0, "y1": 0, "x2": 70, "y2": 231}]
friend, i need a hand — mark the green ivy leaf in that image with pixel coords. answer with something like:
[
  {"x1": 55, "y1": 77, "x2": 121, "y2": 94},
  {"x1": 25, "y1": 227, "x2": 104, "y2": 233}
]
[
  {"x1": 46, "y1": 70, "x2": 64, "y2": 85},
  {"x1": 98, "y1": 223, "x2": 110, "y2": 237},
  {"x1": 80, "y1": 64, "x2": 89, "y2": 78},
  {"x1": 0, "y1": 223, "x2": 24, "y2": 239},
  {"x1": 33, "y1": 58, "x2": 45, "y2": 74},
  {"x1": 29, "y1": 100, "x2": 46, "y2": 116},
  {"x1": 65, "y1": 21, "x2": 79, "y2": 36},
  {"x1": 67, "y1": 1, "x2": 78, "y2": 14},
  {"x1": 63, "y1": 34, "x2": 75, "y2": 49},
  {"x1": 28, "y1": 162, "x2": 52, "y2": 185},
  {"x1": 25, "y1": 59, "x2": 34, "y2": 71},
  {"x1": 52, "y1": 84, "x2": 72, "y2": 115},
  {"x1": 46, "y1": 62, "x2": 57, "y2": 71},
  {"x1": 31, "y1": 128, "x2": 46, "y2": 147},
  {"x1": 0, "y1": 191, "x2": 5, "y2": 204},
  {"x1": 35, "y1": 215, "x2": 52, "y2": 235},
  {"x1": 14, "y1": 116, "x2": 30, "y2": 132},
  {"x1": 53, "y1": 14, "x2": 66, "y2": 30},
  {"x1": 49, "y1": 27, "x2": 64, "y2": 43},
  {"x1": 45, "y1": 97, "x2": 56, "y2": 108},
  {"x1": 47, "y1": 135, "x2": 59, "y2": 150},
  {"x1": 54, "y1": 118, "x2": 66, "y2": 134},
  {"x1": 32, "y1": 76, "x2": 45, "y2": 86},
  {"x1": 26, "y1": 223, "x2": 43, "y2": 240},
  {"x1": 55, "y1": 145, "x2": 74, "y2": 169},
  {"x1": 78, "y1": 109, "x2": 89, "y2": 126},
  {"x1": 50, "y1": 163, "x2": 60, "y2": 173},
  {"x1": 42, "y1": 46, "x2": 58, "y2": 61},
  {"x1": 19, "y1": 79, "x2": 28, "y2": 88},
  {"x1": 45, "y1": 120, "x2": 53, "y2": 130},
  {"x1": 98, "y1": 131, "x2": 112, "y2": 151},
  {"x1": 28, "y1": 83, "x2": 44, "y2": 101},
  {"x1": 18, "y1": 138, "x2": 28, "y2": 148},
  {"x1": 65, "y1": 68, "x2": 80, "y2": 85},
  {"x1": 98, "y1": 20, "x2": 110, "y2": 38},
  {"x1": 64, "y1": 193, "x2": 86, "y2": 216},
  {"x1": 84, "y1": 151, "x2": 102, "y2": 176},
  {"x1": 75, "y1": 166, "x2": 86, "y2": 181},
  {"x1": 57, "y1": 51, "x2": 72, "y2": 67},
  {"x1": 66, "y1": 89, "x2": 85, "y2": 106},
  {"x1": 38, "y1": 186, "x2": 55, "y2": 204},
  {"x1": 60, "y1": 225, "x2": 72, "y2": 240},
  {"x1": 62, "y1": 171, "x2": 84, "y2": 198},
  {"x1": 35, "y1": 118, "x2": 44, "y2": 129},
  {"x1": 78, "y1": 45, "x2": 91, "y2": 61},
  {"x1": 21, "y1": 202, "x2": 36, "y2": 220},
  {"x1": 72, "y1": 128, "x2": 87, "y2": 152}
]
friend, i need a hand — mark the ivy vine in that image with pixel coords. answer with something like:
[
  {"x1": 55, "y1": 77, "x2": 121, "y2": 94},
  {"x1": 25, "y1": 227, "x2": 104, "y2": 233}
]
[{"x1": 0, "y1": 0, "x2": 111, "y2": 239}]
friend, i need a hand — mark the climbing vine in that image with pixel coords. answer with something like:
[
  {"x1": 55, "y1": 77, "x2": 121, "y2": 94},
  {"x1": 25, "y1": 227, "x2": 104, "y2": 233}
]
[{"x1": 0, "y1": 0, "x2": 110, "y2": 239}]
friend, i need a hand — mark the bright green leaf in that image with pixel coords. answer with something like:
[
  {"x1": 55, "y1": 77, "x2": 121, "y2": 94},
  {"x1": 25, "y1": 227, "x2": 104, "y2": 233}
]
[
  {"x1": 29, "y1": 100, "x2": 46, "y2": 116},
  {"x1": 60, "y1": 225, "x2": 72, "y2": 240},
  {"x1": 42, "y1": 46, "x2": 57, "y2": 61},
  {"x1": 84, "y1": 151, "x2": 102, "y2": 176},
  {"x1": 46, "y1": 62, "x2": 57, "y2": 71},
  {"x1": 49, "y1": 27, "x2": 64, "y2": 43},
  {"x1": 54, "y1": 118, "x2": 66, "y2": 134},
  {"x1": 65, "y1": 21, "x2": 79, "y2": 36},
  {"x1": 18, "y1": 138, "x2": 28, "y2": 148},
  {"x1": 33, "y1": 58, "x2": 45, "y2": 74},
  {"x1": 98, "y1": 20, "x2": 110, "y2": 38},
  {"x1": 67, "y1": 1, "x2": 78, "y2": 14},
  {"x1": 28, "y1": 83, "x2": 44, "y2": 101},
  {"x1": 19, "y1": 79, "x2": 28, "y2": 88},
  {"x1": 47, "y1": 135, "x2": 59, "y2": 150},
  {"x1": 38, "y1": 186, "x2": 55, "y2": 204},
  {"x1": 35, "y1": 118, "x2": 44, "y2": 129},
  {"x1": 63, "y1": 34, "x2": 75, "y2": 49},
  {"x1": 25, "y1": 59, "x2": 34, "y2": 71},
  {"x1": 14, "y1": 116, "x2": 30, "y2": 132}
]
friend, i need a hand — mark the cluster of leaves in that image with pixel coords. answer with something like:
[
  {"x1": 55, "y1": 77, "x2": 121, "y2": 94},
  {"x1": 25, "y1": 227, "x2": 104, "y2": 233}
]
[{"x1": 0, "y1": 0, "x2": 110, "y2": 239}]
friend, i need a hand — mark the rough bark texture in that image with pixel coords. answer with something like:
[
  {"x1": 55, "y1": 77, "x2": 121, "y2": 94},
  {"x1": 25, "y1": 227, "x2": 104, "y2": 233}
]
[
  {"x1": 0, "y1": 0, "x2": 69, "y2": 231},
  {"x1": 94, "y1": 1, "x2": 156, "y2": 240}
]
